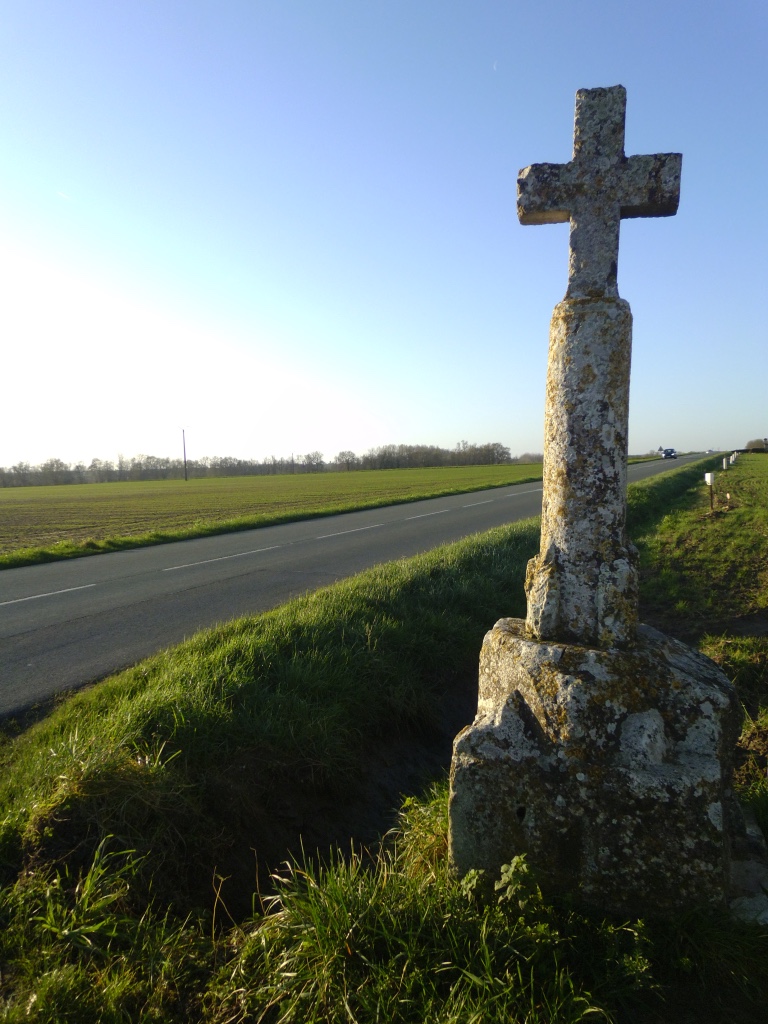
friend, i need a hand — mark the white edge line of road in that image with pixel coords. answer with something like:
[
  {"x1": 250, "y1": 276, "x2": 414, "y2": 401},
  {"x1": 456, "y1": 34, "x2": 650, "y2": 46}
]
[
  {"x1": 316, "y1": 523, "x2": 384, "y2": 539},
  {"x1": 405, "y1": 509, "x2": 452, "y2": 520},
  {"x1": 163, "y1": 546, "x2": 282, "y2": 571},
  {"x1": 0, "y1": 583, "x2": 97, "y2": 606}
]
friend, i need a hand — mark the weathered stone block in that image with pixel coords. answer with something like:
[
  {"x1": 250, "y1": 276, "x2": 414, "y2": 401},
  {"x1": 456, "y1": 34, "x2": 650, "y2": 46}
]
[{"x1": 449, "y1": 619, "x2": 743, "y2": 915}]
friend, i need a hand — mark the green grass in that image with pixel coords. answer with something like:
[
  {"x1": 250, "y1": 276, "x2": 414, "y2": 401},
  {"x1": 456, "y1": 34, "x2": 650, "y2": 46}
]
[
  {"x1": 0, "y1": 522, "x2": 535, "y2": 910},
  {"x1": 0, "y1": 521, "x2": 538, "y2": 1020},
  {"x1": 205, "y1": 789, "x2": 768, "y2": 1024},
  {"x1": 628, "y1": 452, "x2": 768, "y2": 843},
  {"x1": 207, "y1": 802, "x2": 622, "y2": 1024},
  {"x1": 0, "y1": 464, "x2": 542, "y2": 569},
  {"x1": 1, "y1": 456, "x2": 766, "y2": 1022},
  {"x1": 633, "y1": 454, "x2": 768, "y2": 637}
]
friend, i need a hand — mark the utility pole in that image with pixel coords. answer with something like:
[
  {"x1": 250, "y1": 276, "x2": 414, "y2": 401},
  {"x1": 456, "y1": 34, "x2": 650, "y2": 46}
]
[{"x1": 182, "y1": 429, "x2": 188, "y2": 482}]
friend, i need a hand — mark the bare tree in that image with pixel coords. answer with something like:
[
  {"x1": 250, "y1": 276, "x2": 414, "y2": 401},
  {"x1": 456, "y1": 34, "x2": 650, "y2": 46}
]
[
  {"x1": 303, "y1": 451, "x2": 325, "y2": 472},
  {"x1": 335, "y1": 451, "x2": 358, "y2": 471}
]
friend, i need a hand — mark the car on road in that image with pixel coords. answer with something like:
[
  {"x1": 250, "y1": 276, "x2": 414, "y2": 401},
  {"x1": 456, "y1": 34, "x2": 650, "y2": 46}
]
[{"x1": 662, "y1": 448, "x2": 678, "y2": 459}]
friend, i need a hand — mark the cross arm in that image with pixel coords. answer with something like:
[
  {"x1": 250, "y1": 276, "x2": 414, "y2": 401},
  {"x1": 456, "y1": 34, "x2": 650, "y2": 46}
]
[
  {"x1": 517, "y1": 162, "x2": 574, "y2": 225},
  {"x1": 619, "y1": 152, "x2": 682, "y2": 219}
]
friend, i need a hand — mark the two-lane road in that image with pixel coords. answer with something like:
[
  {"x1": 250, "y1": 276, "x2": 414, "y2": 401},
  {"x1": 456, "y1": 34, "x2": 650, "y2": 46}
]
[{"x1": 0, "y1": 456, "x2": 702, "y2": 716}]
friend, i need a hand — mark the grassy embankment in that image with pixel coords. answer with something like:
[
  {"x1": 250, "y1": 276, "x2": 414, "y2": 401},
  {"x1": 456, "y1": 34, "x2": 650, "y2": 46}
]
[
  {"x1": 1, "y1": 455, "x2": 766, "y2": 1022},
  {"x1": 0, "y1": 464, "x2": 542, "y2": 570}
]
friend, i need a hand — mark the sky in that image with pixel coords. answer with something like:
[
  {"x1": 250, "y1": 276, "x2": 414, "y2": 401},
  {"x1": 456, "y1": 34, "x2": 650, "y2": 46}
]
[{"x1": 1, "y1": 0, "x2": 765, "y2": 468}]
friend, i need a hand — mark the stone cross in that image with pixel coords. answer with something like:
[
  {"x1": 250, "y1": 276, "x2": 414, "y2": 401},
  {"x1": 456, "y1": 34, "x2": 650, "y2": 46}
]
[
  {"x1": 517, "y1": 86, "x2": 681, "y2": 647},
  {"x1": 518, "y1": 85, "x2": 681, "y2": 300},
  {"x1": 450, "y1": 87, "x2": 760, "y2": 920}
]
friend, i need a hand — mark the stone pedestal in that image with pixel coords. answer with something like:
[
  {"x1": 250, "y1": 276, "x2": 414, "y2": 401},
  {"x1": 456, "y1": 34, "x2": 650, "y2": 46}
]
[{"x1": 449, "y1": 619, "x2": 744, "y2": 915}]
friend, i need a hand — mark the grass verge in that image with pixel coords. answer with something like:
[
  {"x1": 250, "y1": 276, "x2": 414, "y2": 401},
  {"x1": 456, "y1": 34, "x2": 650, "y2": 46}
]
[
  {"x1": 631, "y1": 453, "x2": 768, "y2": 844},
  {"x1": 1, "y1": 456, "x2": 766, "y2": 1022}
]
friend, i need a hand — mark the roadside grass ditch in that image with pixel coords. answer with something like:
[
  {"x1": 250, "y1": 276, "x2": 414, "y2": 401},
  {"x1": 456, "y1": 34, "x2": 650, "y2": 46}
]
[{"x1": 1, "y1": 455, "x2": 766, "y2": 1022}]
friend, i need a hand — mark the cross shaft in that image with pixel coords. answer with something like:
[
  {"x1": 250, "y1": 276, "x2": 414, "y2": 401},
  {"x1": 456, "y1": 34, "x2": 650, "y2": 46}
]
[{"x1": 517, "y1": 85, "x2": 682, "y2": 647}]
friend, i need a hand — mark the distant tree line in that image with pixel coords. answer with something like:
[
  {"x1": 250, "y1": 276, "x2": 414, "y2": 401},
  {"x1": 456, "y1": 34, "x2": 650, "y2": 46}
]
[
  {"x1": 345, "y1": 441, "x2": 523, "y2": 470},
  {"x1": 0, "y1": 442, "x2": 544, "y2": 487}
]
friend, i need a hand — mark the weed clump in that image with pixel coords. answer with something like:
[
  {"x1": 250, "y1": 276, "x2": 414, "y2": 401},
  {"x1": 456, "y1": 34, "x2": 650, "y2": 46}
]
[{"x1": 206, "y1": 784, "x2": 768, "y2": 1024}]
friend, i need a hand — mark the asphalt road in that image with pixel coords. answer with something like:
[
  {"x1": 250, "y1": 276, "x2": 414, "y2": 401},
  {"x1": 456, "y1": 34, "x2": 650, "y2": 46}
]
[{"x1": 0, "y1": 455, "x2": 702, "y2": 716}]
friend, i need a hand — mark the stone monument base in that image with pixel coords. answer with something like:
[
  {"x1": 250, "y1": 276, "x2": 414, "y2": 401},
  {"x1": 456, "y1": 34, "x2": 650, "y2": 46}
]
[{"x1": 449, "y1": 618, "x2": 752, "y2": 916}]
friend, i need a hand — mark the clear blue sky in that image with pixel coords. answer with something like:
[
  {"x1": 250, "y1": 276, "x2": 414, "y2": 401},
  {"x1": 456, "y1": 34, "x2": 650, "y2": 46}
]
[{"x1": 1, "y1": 0, "x2": 765, "y2": 467}]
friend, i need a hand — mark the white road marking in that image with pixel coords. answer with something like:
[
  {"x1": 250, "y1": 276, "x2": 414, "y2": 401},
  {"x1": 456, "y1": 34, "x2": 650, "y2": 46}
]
[
  {"x1": 504, "y1": 486, "x2": 543, "y2": 496},
  {"x1": 316, "y1": 523, "x2": 384, "y2": 539},
  {"x1": 462, "y1": 500, "x2": 493, "y2": 507},
  {"x1": 0, "y1": 584, "x2": 97, "y2": 607},
  {"x1": 406, "y1": 509, "x2": 451, "y2": 520},
  {"x1": 163, "y1": 546, "x2": 281, "y2": 571}
]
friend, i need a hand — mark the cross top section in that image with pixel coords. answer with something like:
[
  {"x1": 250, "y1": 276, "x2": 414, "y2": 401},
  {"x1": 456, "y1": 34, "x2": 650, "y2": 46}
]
[{"x1": 517, "y1": 85, "x2": 681, "y2": 299}]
